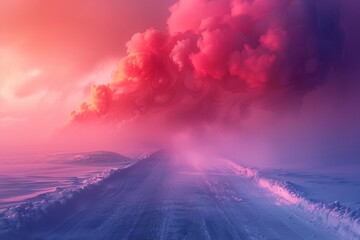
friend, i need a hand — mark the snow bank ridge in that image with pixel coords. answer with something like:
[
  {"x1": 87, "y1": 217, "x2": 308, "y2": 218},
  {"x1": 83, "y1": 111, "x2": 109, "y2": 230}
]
[
  {"x1": 223, "y1": 159, "x2": 360, "y2": 240},
  {"x1": 0, "y1": 168, "x2": 121, "y2": 231}
]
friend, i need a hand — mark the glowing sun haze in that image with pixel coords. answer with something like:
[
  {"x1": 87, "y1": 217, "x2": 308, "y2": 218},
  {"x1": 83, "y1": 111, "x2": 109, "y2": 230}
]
[
  {"x1": 0, "y1": 0, "x2": 359, "y2": 168},
  {"x1": 0, "y1": 0, "x2": 175, "y2": 152}
]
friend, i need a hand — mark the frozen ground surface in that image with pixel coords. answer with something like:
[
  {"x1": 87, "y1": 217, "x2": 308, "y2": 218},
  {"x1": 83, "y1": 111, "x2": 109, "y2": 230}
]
[
  {"x1": 0, "y1": 151, "x2": 133, "y2": 211},
  {"x1": 0, "y1": 151, "x2": 359, "y2": 240}
]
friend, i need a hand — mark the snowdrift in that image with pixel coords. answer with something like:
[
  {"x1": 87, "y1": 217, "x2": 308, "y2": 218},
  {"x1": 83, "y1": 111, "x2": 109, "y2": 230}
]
[{"x1": 221, "y1": 158, "x2": 360, "y2": 240}]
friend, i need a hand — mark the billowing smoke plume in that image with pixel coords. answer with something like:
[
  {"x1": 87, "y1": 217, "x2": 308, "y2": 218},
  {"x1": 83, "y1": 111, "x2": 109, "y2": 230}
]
[{"x1": 70, "y1": 0, "x2": 343, "y2": 127}]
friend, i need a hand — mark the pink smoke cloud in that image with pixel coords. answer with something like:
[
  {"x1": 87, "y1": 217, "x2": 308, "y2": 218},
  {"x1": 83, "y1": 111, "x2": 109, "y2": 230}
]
[{"x1": 70, "y1": 0, "x2": 343, "y2": 128}]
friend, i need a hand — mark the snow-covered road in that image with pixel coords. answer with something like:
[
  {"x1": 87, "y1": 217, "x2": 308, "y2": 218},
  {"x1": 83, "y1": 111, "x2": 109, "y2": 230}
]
[{"x1": 0, "y1": 152, "x2": 342, "y2": 239}]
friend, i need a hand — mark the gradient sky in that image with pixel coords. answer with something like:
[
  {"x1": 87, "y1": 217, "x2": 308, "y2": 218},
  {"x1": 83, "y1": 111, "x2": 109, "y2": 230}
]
[
  {"x1": 0, "y1": 0, "x2": 359, "y2": 168},
  {"x1": 0, "y1": 0, "x2": 175, "y2": 150}
]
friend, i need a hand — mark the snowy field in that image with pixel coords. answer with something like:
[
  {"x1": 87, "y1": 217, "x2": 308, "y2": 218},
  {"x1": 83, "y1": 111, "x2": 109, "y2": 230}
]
[
  {"x1": 0, "y1": 152, "x2": 134, "y2": 211},
  {"x1": 0, "y1": 151, "x2": 359, "y2": 240}
]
